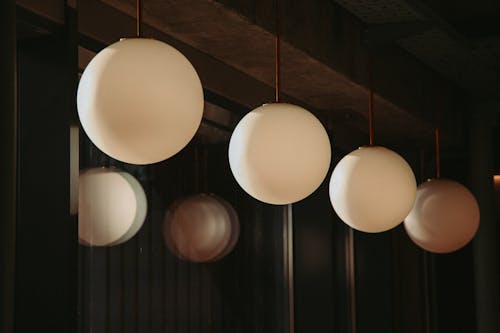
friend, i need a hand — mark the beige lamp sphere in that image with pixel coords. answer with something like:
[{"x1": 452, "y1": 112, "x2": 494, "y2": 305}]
[
  {"x1": 228, "y1": 103, "x2": 331, "y2": 205},
  {"x1": 77, "y1": 38, "x2": 204, "y2": 165},
  {"x1": 329, "y1": 146, "x2": 417, "y2": 233},
  {"x1": 404, "y1": 179, "x2": 480, "y2": 253},
  {"x1": 79, "y1": 167, "x2": 147, "y2": 246},
  {"x1": 163, "y1": 194, "x2": 237, "y2": 263}
]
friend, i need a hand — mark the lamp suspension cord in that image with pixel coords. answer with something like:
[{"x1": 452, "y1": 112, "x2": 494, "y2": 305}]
[
  {"x1": 368, "y1": 57, "x2": 374, "y2": 146},
  {"x1": 194, "y1": 144, "x2": 200, "y2": 193},
  {"x1": 136, "y1": 0, "x2": 142, "y2": 37},
  {"x1": 435, "y1": 126, "x2": 440, "y2": 179},
  {"x1": 203, "y1": 146, "x2": 209, "y2": 192},
  {"x1": 347, "y1": 227, "x2": 357, "y2": 333},
  {"x1": 275, "y1": 0, "x2": 281, "y2": 103}
]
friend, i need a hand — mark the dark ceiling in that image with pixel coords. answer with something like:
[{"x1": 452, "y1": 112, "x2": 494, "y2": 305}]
[
  {"x1": 15, "y1": 0, "x2": 500, "y2": 152},
  {"x1": 333, "y1": 0, "x2": 500, "y2": 100},
  {"x1": 419, "y1": 0, "x2": 500, "y2": 38}
]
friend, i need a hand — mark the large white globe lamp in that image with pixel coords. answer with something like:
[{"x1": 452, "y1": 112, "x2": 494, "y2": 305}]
[
  {"x1": 404, "y1": 179, "x2": 480, "y2": 253},
  {"x1": 77, "y1": 38, "x2": 204, "y2": 165},
  {"x1": 329, "y1": 146, "x2": 417, "y2": 233},
  {"x1": 79, "y1": 167, "x2": 147, "y2": 246},
  {"x1": 228, "y1": 103, "x2": 331, "y2": 205},
  {"x1": 163, "y1": 194, "x2": 239, "y2": 263}
]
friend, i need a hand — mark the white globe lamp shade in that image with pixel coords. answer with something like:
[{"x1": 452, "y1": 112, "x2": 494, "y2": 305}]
[
  {"x1": 228, "y1": 103, "x2": 331, "y2": 205},
  {"x1": 79, "y1": 167, "x2": 147, "y2": 246},
  {"x1": 404, "y1": 179, "x2": 480, "y2": 253},
  {"x1": 163, "y1": 194, "x2": 238, "y2": 263},
  {"x1": 329, "y1": 146, "x2": 417, "y2": 233},
  {"x1": 77, "y1": 38, "x2": 204, "y2": 165}
]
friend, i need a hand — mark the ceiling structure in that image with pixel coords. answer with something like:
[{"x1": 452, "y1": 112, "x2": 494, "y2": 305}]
[
  {"x1": 16, "y1": 0, "x2": 500, "y2": 152},
  {"x1": 334, "y1": 0, "x2": 500, "y2": 99}
]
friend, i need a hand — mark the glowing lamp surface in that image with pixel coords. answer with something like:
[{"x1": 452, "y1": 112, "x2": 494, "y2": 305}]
[
  {"x1": 404, "y1": 178, "x2": 480, "y2": 253},
  {"x1": 329, "y1": 146, "x2": 417, "y2": 233},
  {"x1": 77, "y1": 38, "x2": 204, "y2": 164},
  {"x1": 79, "y1": 167, "x2": 147, "y2": 246},
  {"x1": 228, "y1": 103, "x2": 331, "y2": 205}
]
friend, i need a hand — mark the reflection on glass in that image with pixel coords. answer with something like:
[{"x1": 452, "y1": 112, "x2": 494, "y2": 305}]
[
  {"x1": 79, "y1": 167, "x2": 147, "y2": 246},
  {"x1": 163, "y1": 193, "x2": 239, "y2": 263}
]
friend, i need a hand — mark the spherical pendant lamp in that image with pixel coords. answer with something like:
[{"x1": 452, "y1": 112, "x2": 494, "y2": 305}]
[
  {"x1": 163, "y1": 194, "x2": 239, "y2": 263},
  {"x1": 228, "y1": 103, "x2": 331, "y2": 205},
  {"x1": 79, "y1": 167, "x2": 147, "y2": 246},
  {"x1": 329, "y1": 146, "x2": 417, "y2": 232},
  {"x1": 403, "y1": 127, "x2": 480, "y2": 253},
  {"x1": 404, "y1": 179, "x2": 479, "y2": 253},
  {"x1": 77, "y1": 37, "x2": 204, "y2": 165},
  {"x1": 329, "y1": 62, "x2": 416, "y2": 232},
  {"x1": 227, "y1": 1, "x2": 331, "y2": 205}
]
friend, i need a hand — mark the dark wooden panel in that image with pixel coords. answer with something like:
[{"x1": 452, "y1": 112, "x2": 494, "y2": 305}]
[
  {"x1": 149, "y1": 188, "x2": 165, "y2": 333},
  {"x1": 137, "y1": 193, "x2": 152, "y2": 333},
  {"x1": 355, "y1": 230, "x2": 394, "y2": 333},
  {"x1": 122, "y1": 237, "x2": 139, "y2": 333},
  {"x1": 16, "y1": 33, "x2": 77, "y2": 333},
  {"x1": 433, "y1": 245, "x2": 476, "y2": 333},
  {"x1": 107, "y1": 245, "x2": 123, "y2": 333},
  {"x1": 0, "y1": 1, "x2": 17, "y2": 332},
  {"x1": 88, "y1": 247, "x2": 107, "y2": 333},
  {"x1": 293, "y1": 181, "x2": 337, "y2": 333},
  {"x1": 391, "y1": 226, "x2": 427, "y2": 333},
  {"x1": 79, "y1": 141, "x2": 288, "y2": 333},
  {"x1": 434, "y1": 152, "x2": 478, "y2": 332}
]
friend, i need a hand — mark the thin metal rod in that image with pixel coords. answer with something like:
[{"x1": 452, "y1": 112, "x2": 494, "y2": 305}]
[
  {"x1": 202, "y1": 146, "x2": 208, "y2": 192},
  {"x1": 423, "y1": 251, "x2": 431, "y2": 333},
  {"x1": 283, "y1": 204, "x2": 294, "y2": 333},
  {"x1": 347, "y1": 228, "x2": 357, "y2": 333},
  {"x1": 275, "y1": 0, "x2": 280, "y2": 103},
  {"x1": 194, "y1": 145, "x2": 200, "y2": 193},
  {"x1": 368, "y1": 59, "x2": 374, "y2": 146},
  {"x1": 136, "y1": 0, "x2": 142, "y2": 37},
  {"x1": 435, "y1": 127, "x2": 440, "y2": 179}
]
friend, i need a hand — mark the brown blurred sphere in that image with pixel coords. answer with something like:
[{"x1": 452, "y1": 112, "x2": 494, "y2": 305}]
[
  {"x1": 404, "y1": 178, "x2": 479, "y2": 253},
  {"x1": 163, "y1": 194, "x2": 239, "y2": 262}
]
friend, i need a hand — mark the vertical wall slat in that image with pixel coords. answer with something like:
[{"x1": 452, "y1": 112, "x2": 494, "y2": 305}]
[
  {"x1": 80, "y1": 141, "x2": 289, "y2": 333},
  {"x1": 122, "y1": 238, "x2": 138, "y2": 333},
  {"x1": 0, "y1": 0, "x2": 17, "y2": 332},
  {"x1": 16, "y1": 32, "x2": 76, "y2": 333},
  {"x1": 150, "y1": 188, "x2": 165, "y2": 333},
  {"x1": 107, "y1": 246, "x2": 123, "y2": 333}
]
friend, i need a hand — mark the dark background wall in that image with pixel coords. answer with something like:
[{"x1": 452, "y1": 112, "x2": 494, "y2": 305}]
[
  {"x1": 0, "y1": 1, "x2": 17, "y2": 333},
  {"x1": 78, "y1": 139, "x2": 289, "y2": 333},
  {"x1": 15, "y1": 34, "x2": 77, "y2": 332},
  {"x1": 7, "y1": 4, "x2": 491, "y2": 333}
]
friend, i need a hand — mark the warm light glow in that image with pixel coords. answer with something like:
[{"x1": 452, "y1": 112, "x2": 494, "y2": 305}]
[
  {"x1": 329, "y1": 146, "x2": 417, "y2": 233},
  {"x1": 79, "y1": 167, "x2": 147, "y2": 246},
  {"x1": 77, "y1": 38, "x2": 204, "y2": 165},
  {"x1": 404, "y1": 178, "x2": 480, "y2": 253},
  {"x1": 494, "y1": 175, "x2": 500, "y2": 185},
  {"x1": 163, "y1": 194, "x2": 239, "y2": 263},
  {"x1": 228, "y1": 103, "x2": 331, "y2": 205}
]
